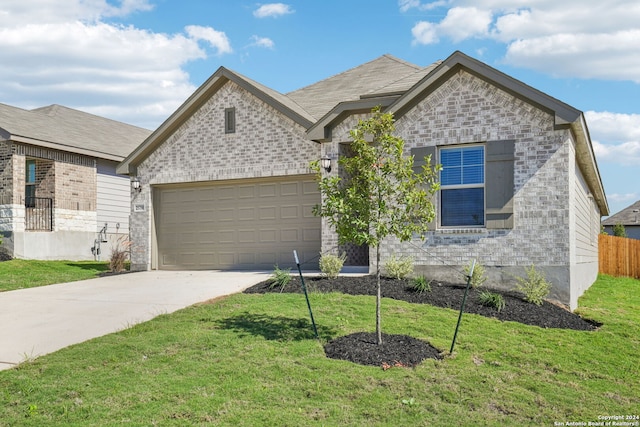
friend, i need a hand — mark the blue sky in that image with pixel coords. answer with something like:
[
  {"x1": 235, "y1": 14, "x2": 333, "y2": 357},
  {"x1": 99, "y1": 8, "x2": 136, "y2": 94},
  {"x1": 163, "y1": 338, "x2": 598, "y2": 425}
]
[{"x1": 1, "y1": 0, "x2": 638, "y2": 216}]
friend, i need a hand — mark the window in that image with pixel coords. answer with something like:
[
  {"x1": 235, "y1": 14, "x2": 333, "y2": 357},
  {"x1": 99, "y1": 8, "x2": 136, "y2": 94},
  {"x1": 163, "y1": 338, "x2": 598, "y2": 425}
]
[
  {"x1": 225, "y1": 107, "x2": 236, "y2": 134},
  {"x1": 440, "y1": 146, "x2": 485, "y2": 227},
  {"x1": 25, "y1": 159, "x2": 36, "y2": 207}
]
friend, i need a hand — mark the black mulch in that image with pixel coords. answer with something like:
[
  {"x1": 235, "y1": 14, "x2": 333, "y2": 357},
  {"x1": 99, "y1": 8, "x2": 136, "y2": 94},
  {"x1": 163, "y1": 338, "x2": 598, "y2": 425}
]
[{"x1": 244, "y1": 275, "x2": 600, "y2": 368}]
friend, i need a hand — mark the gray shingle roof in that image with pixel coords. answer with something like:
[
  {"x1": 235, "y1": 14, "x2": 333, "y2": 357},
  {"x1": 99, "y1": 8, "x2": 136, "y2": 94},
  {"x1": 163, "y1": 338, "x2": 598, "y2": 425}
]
[
  {"x1": 287, "y1": 54, "x2": 438, "y2": 120},
  {"x1": 602, "y1": 200, "x2": 640, "y2": 226},
  {"x1": 0, "y1": 103, "x2": 151, "y2": 160}
]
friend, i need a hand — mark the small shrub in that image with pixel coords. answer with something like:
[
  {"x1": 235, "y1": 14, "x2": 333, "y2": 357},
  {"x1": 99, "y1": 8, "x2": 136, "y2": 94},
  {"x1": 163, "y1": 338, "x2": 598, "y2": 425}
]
[
  {"x1": 110, "y1": 236, "x2": 131, "y2": 273},
  {"x1": 411, "y1": 275, "x2": 431, "y2": 293},
  {"x1": 269, "y1": 265, "x2": 292, "y2": 291},
  {"x1": 515, "y1": 265, "x2": 551, "y2": 305},
  {"x1": 478, "y1": 290, "x2": 505, "y2": 312},
  {"x1": 384, "y1": 255, "x2": 414, "y2": 279},
  {"x1": 319, "y1": 252, "x2": 347, "y2": 279},
  {"x1": 613, "y1": 223, "x2": 627, "y2": 237},
  {"x1": 464, "y1": 260, "x2": 487, "y2": 288}
]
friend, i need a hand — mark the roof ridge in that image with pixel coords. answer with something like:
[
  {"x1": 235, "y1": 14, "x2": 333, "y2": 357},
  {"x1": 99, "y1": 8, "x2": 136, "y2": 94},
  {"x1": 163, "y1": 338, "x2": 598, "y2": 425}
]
[{"x1": 381, "y1": 53, "x2": 422, "y2": 70}]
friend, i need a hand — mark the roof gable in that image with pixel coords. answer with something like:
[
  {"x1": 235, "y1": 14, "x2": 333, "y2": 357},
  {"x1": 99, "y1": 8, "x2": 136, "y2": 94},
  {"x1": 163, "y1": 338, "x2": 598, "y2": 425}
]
[
  {"x1": 385, "y1": 51, "x2": 608, "y2": 216},
  {"x1": 117, "y1": 67, "x2": 315, "y2": 175}
]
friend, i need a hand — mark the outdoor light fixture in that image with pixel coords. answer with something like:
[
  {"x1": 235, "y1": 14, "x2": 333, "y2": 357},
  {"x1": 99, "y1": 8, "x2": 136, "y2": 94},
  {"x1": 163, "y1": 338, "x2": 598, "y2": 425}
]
[
  {"x1": 320, "y1": 155, "x2": 332, "y2": 173},
  {"x1": 132, "y1": 177, "x2": 141, "y2": 193}
]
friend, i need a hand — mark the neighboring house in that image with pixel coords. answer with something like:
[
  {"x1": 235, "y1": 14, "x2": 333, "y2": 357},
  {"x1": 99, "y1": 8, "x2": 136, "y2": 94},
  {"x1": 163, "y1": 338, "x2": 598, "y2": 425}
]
[
  {"x1": 602, "y1": 200, "x2": 640, "y2": 239},
  {"x1": 118, "y1": 51, "x2": 608, "y2": 310},
  {"x1": 0, "y1": 103, "x2": 151, "y2": 260}
]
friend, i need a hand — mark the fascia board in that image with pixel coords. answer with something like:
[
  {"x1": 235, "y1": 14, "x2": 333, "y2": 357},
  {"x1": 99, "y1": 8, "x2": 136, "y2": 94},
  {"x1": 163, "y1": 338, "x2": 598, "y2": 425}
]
[
  {"x1": 11, "y1": 135, "x2": 123, "y2": 162},
  {"x1": 571, "y1": 115, "x2": 609, "y2": 215},
  {"x1": 307, "y1": 95, "x2": 400, "y2": 142},
  {"x1": 389, "y1": 51, "x2": 582, "y2": 128}
]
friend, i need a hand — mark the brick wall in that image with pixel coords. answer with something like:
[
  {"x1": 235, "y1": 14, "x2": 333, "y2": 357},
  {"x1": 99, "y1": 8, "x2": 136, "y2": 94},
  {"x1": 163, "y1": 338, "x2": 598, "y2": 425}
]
[
  {"x1": 327, "y1": 70, "x2": 576, "y2": 303},
  {"x1": 130, "y1": 80, "x2": 321, "y2": 269}
]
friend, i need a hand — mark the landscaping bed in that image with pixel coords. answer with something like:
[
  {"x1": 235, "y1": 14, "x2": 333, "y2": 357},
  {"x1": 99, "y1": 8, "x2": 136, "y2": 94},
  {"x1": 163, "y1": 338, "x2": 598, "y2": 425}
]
[{"x1": 244, "y1": 275, "x2": 600, "y2": 367}]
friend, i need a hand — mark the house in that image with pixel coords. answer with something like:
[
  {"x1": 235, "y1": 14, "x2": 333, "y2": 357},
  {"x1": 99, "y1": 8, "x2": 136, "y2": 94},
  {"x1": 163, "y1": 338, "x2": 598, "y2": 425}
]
[
  {"x1": 602, "y1": 200, "x2": 640, "y2": 239},
  {"x1": 0, "y1": 103, "x2": 151, "y2": 260},
  {"x1": 118, "y1": 51, "x2": 608, "y2": 310}
]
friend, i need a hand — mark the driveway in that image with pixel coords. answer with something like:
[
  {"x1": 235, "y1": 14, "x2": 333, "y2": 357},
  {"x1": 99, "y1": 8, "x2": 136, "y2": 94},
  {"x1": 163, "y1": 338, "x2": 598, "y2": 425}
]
[{"x1": 0, "y1": 270, "x2": 267, "y2": 371}]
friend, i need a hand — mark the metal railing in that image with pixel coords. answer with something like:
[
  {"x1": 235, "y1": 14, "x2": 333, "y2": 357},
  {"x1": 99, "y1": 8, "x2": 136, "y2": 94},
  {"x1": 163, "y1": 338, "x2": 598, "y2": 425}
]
[{"x1": 25, "y1": 197, "x2": 53, "y2": 231}]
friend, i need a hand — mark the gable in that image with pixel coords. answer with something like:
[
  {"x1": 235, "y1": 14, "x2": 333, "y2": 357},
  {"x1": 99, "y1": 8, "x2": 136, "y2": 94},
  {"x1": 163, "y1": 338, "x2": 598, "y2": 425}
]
[
  {"x1": 118, "y1": 67, "x2": 315, "y2": 175},
  {"x1": 138, "y1": 80, "x2": 318, "y2": 185}
]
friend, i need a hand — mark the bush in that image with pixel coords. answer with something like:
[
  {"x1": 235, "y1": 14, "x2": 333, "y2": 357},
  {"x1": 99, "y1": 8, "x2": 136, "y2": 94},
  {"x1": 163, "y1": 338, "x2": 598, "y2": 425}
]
[
  {"x1": 319, "y1": 252, "x2": 347, "y2": 279},
  {"x1": 268, "y1": 265, "x2": 292, "y2": 291},
  {"x1": 478, "y1": 290, "x2": 505, "y2": 312},
  {"x1": 384, "y1": 255, "x2": 414, "y2": 279},
  {"x1": 613, "y1": 223, "x2": 627, "y2": 237},
  {"x1": 464, "y1": 260, "x2": 487, "y2": 288},
  {"x1": 515, "y1": 265, "x2": 551, "y2": 305},
  {"x1": 411, "y1": 275, "x2": 431, "y2": 293},
  {"x1": 109, "y1": 236, "x2": 131, "y2": 273}
]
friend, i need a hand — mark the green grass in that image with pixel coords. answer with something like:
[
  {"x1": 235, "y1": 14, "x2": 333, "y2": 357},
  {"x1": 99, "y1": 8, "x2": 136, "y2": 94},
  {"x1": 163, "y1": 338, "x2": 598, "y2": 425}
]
[
  {"x1": 0, "y1": 260, "x2": 109, "y2": 292},
  {"x1": 0, "y1": 275, "x2": 638, "y2": 426}
]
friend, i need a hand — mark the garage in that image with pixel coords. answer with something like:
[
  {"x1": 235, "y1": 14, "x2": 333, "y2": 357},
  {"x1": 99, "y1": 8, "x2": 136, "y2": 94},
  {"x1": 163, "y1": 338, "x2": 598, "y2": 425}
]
[{"x1": 153, "y1": 175, "x2": 321, "y2": 270}]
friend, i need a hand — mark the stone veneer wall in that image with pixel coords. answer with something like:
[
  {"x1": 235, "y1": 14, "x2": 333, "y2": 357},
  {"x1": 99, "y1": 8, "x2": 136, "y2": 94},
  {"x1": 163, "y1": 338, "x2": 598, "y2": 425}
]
[
  {"x1": 130, "y1": 81, "x2": 321, "y2": 270},
  {"x1": 328, "y1": 70, "x2": 577, "y2": 305}
]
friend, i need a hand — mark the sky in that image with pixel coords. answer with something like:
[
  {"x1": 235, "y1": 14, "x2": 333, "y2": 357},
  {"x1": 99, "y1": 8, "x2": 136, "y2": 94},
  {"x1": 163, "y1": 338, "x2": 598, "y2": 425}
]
[{"x1": 0, "y1": 0, "x2": 638, "y2": 217}]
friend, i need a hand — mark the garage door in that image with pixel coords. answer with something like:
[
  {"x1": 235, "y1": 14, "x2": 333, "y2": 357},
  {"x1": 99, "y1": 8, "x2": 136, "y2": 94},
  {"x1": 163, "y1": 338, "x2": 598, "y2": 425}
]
[{"x1": 154, "y1": 175, "x2": 321, "y2": 270}]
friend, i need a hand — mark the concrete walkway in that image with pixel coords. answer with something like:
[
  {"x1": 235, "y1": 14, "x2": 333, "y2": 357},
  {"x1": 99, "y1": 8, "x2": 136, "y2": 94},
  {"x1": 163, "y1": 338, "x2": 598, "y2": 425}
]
[{"x1": 0, "y1": 270, "x2": 268, "y2": 371}]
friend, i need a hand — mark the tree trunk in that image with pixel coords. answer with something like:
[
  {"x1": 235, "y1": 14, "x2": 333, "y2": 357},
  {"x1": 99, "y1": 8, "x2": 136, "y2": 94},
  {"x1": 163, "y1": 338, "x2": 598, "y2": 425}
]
[{"x1": 376, "y1": 243, "x2": 382, "y2": 345}]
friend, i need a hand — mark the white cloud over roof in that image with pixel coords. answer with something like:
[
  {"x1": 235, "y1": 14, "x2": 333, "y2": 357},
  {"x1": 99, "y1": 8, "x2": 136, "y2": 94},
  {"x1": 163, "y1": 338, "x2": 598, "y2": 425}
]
[
  {"x1": 589, "y1": 111, "x2": 640, "y2": 167},
  {"x1": 0, "y1": 0, "x2": 231, "y2": 129},
  {"x1": 404, "y1": 0, "x2": 640, "y2": 83}
]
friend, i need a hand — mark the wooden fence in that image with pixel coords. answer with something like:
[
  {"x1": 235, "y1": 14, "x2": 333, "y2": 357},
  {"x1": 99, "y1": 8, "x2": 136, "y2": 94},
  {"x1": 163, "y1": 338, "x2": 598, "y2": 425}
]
[{"x1": 599, "y1": 234, "x2": 640, "y2": 279}]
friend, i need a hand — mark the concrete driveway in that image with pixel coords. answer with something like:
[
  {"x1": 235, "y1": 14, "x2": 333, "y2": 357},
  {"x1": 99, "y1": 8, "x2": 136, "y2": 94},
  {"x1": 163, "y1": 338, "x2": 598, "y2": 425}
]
[{"x1": 0, "y1": 270, "x2": 267, "y2": 371}]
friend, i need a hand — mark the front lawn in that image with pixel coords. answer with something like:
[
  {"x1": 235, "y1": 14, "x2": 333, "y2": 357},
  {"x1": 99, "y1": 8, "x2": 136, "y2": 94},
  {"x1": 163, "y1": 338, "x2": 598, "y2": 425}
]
[
  {"x1": 0, "y1": 275, "x2": 638, "y2": 426},
  {"x1": 0, "y1": 260, "x2": 109, "y2": 292}
]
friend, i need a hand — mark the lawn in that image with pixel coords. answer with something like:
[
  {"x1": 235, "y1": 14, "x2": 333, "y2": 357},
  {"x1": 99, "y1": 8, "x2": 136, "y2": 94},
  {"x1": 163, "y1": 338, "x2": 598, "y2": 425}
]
[
  {"x1": 0, "y1": 274, "x2": 638, "y2": 426},
  {"x1": 0, "y1": 260, "x2": 109, "y2": 292}
]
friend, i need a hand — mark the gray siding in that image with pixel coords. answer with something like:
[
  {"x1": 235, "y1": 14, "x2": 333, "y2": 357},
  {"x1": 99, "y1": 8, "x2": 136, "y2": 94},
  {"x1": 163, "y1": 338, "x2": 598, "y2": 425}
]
[{"x1": 97, "y1": 159, "x2": 130, "y2": 234}]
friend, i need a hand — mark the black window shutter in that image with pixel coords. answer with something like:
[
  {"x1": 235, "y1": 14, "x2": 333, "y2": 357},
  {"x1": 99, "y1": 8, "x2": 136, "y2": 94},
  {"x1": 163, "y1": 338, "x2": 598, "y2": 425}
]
[{"x1": 485, "y1": 140, "x2": 515, "y2": 229}]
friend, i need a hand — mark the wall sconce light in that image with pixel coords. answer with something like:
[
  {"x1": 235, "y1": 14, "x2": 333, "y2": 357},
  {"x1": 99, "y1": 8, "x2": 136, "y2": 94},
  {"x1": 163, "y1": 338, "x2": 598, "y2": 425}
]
[
  {"x1": 320, "y1": 155, "x2": 332, "y2": 173},
  {"x1": 131, "y1": 177, "x2": 141, "y2": 193}
]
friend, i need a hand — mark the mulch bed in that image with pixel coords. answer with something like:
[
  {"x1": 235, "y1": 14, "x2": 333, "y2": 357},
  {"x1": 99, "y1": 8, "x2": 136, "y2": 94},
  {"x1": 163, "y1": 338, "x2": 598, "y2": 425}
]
[{"x1": 244, "y1": 275, "x2": 600, "y2": 368}]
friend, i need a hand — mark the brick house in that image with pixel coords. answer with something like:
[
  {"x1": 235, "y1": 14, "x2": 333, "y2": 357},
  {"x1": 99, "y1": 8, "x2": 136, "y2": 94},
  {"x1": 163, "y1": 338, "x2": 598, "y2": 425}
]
[
  {"x1": 0, "y1": 103, "x2": 151, "y2": 260},
  {"x1": 118, "y1": 51, "x2": 608, "y2": 309}
]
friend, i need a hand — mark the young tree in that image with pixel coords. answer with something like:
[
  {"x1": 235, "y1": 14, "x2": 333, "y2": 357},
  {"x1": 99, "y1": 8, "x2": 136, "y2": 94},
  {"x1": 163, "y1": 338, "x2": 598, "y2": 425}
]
[{"x1": 312, "y1": 107, "x2": 440, "y2": 345}]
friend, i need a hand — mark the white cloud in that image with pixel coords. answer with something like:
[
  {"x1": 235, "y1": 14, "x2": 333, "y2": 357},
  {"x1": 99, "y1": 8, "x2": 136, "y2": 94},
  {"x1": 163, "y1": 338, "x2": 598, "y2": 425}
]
[
  {"x1": 586, "y1": 111, "x2": 640, "y2": 143},
  {"x1": 405, "y1": 0, "x2": 640, "y2": 83},
  {"x1": 0, "y1": 2, "x2": 233, "y2": 129},
  {"x1": 399, "y1": 0, "x2": 448, "y2": 12},
  {"x1": 411, "y1": 21, "x2": 439, "y2": 45},
  {"x1": 588, "y1": 111, "x2": 640, "y2": 166},
  {"x1": 249, "y1": 36, "x2": 275, "y2": 49},
  {"x1": 606, "y1": 193, "x2": 640, "y2": 205},
  {"x1": 411, "y1": 7, "x2": 492, "y2": 45},
  {"x1": 186, "y1": 25, "x2": 232, "y2": 55},
  {"x1": 253, "y1": 3, "x2": 294, "y2": 18}
]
